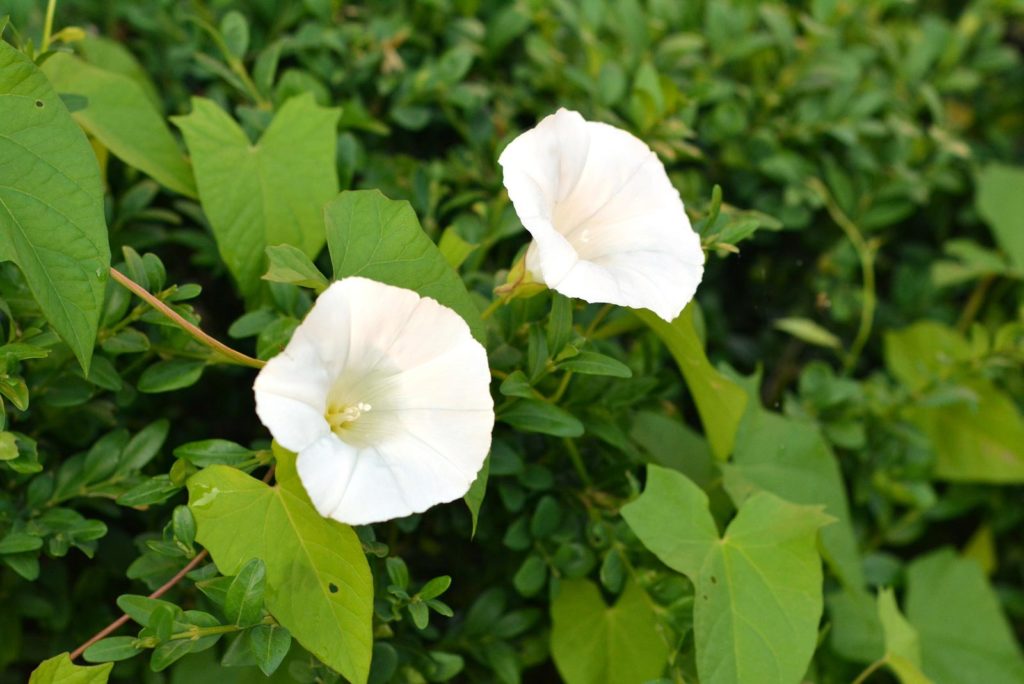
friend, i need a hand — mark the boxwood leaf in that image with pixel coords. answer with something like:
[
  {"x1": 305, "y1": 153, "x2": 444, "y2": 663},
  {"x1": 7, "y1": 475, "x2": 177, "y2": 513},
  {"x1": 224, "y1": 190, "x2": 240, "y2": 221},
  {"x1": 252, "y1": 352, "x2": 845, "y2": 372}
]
[
  {"x1": 187, "y1": 446, "x2": 373, "y2": 684},
  {"x1": 82, "y1": 636, "x2": 141, "y2": 664},
  {"x1": 248, "y1": 624, "x2": 291, "y2": 676},
  {"x1": 324, "y1": 190, "x2": 484, "y2": 342},
  {"x1": 0, "y1": 41, "x2": 110, "y2": 373},
  {"x1": 225, "y1": 558, "x2": 266, "y2": 626},
  {"x1": 499, "y1": 400, "x2": 584, "y2": 438}
]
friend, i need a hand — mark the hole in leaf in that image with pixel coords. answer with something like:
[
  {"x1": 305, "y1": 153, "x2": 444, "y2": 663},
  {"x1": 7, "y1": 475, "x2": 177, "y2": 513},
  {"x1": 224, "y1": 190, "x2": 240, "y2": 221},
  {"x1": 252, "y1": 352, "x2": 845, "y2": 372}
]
[
  {"x1": 35, "y1": 100, "x2": 44, "y2": 108},
  {"x1": 710, "y1": 576, "x2": 717, "y2": 584},
  {"x1": 328, "y1": 583, "x2": 339, "y2": 593}
]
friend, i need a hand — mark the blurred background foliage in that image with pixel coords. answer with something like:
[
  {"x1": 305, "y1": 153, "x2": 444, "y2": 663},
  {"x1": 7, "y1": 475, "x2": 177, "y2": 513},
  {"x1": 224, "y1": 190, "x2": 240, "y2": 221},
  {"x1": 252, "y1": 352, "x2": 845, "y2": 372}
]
[{"x1": 1, "y1": 0, "x2": 1023, "y2": 682}]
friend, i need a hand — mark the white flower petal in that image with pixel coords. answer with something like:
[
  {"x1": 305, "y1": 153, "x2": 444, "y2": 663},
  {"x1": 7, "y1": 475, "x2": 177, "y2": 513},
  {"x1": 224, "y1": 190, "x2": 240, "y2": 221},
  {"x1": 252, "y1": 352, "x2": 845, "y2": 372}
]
[
  {"x1": 499, "y1": 108, "x2": 705, "y2": 322},
  {"x1": 253, "y1": 276, "x2": 494, "y2": 525}
]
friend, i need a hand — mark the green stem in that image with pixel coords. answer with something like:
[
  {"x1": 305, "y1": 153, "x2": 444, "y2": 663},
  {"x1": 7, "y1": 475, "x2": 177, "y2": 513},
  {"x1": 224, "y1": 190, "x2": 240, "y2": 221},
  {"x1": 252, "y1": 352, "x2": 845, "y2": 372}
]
[
  {"x1": 40, "y1": 0, "x2": 57, "y2": 51},
  {"x1": 956, "y1": 274, "x2": 995, "y2": 333},
  {"x1": 480, "y1": 298, "x2": 504, "y2": 321},
  {"x1": 564, "y1": 438, "x2": 592, "y2": 487},
  {"x1": 110, "y1": 268, "x2": 264, "y2": 369},
  {"x1": 850, "y1": 657, "x2": 887, "y2": 684},
  {"x1": 548, "y1": 371, "x2": 574, "y2": 403},
  {"x1": 810, "y1": 178, "x2": 877, "y2": 374}
]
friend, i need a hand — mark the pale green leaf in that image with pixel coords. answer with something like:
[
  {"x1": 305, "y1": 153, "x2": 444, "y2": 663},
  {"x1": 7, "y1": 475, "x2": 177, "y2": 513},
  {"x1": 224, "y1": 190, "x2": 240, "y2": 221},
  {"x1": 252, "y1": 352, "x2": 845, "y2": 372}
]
[
  {"x1": 637, "y1": 306, "x2": 747, "y2": 459},
  {"x1": 884, "y1": 321, "x2": 971, "y2": 392},
  {"x1": 29, "y1": 653, "x2": 112, "y2": 684},
  {"x1": 77, "y1": 36, "x2": 161, "y2": 108},
  {"x1": 906, "y1": 549, "x2": 1024, "y2": 684},
  {"x1": 774, "y1": 316, "x2": 841, "y2": 349},
  {"x1": 0, "y1": 41, "x2": 110, "y2": 373},
  {"x1": 723, "y1": 405, "x2": 865, "y2": 589},
  {"x1": 438, "y1": 226, "x2": 477, "y2": 270},
  {"x1": 42, "y1": 53, "x2": 196, "y2": 197},
  {"x1": 878, "y1": 588, "x2": 933, "y2": 684},
  {"x1": 976, "y1": 164, "x2": 1024, "y2": 270},
  {"x1": 624, "y1": 465, "x2": 832, "y2": 684},
  {"x1": 174, "y1": 94, "x2": 339, "y2": 301},
  {"x1": 187, "y1": 447, "x2": 372, "y2": 684},
  {"x1": 550, "y1": 578, "x2": 669, "y2": 684},
  {"x1": 324, "y1": 189, "x2": 484, "y2": 342},
  {"x1": 907, "y1": 379, "x2": 1024, "y2": 482},
  {"x1": 621, "y1": 465, "x2": 717, "y2": 578}
]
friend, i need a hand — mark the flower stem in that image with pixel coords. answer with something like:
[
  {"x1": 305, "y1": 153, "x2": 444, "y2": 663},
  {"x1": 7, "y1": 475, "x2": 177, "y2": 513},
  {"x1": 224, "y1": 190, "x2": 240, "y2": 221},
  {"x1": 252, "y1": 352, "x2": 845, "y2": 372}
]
[
  {"x1": 40, "y1": 0, "x2": 57, "y2": 51},
  {"x1": 480, "y1": 298, "x2": 504, "y2": 321},
  {"x1": 109, "y1": 267, "x2": 264, "y2": 369},
  {"x1": 809, "y1": 179, "x2": 877, "y2": 374},
  {"x1": 69, "y1": 549, "x2": 209, "y2": 661}
]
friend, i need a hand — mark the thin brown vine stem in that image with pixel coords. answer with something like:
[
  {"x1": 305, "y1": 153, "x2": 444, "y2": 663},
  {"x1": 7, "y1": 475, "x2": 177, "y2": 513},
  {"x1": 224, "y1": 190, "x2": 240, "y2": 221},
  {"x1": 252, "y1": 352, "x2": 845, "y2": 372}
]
[
  {"x1": 109, "y1": 267, "x2": 264, "y2": 369},
  {"x1": 68, "y1": 549, "x2": 209, "y2": 661},
  {"x1": 67, "y1": 466, "x2": 276, "y2": 662}
]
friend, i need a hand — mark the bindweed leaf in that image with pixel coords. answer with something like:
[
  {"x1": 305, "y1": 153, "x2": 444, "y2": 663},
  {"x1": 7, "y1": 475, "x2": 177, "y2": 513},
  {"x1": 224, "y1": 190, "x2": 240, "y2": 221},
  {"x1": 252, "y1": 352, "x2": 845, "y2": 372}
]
[
  {"x1": 173, "y1": 94, "x2": 339, "y2": 301},
  {"x1": 550, "y1": 578, "x2": 668, "y2": 684},
  {"x1": 0, "y1": 41, "x2": 110, "y2": 374},
  {"x1": 623, "y1": 465, "x2": 832, "y2": 684},
  {"x1": 28, "y1": 653, "x2": 112, "y2": 683},
  {"x1": 187, "y1": 446, "x2": 373, "y2": 684},
  {"x1": 325, "y1": 189, "x2": 485, "y2": 342},
  {"x1": 637, "y1": 306, "x2": 746, "y2": 459},
  {"x1": 41, "y1": 54, "x2": 196, "y2": 197}
]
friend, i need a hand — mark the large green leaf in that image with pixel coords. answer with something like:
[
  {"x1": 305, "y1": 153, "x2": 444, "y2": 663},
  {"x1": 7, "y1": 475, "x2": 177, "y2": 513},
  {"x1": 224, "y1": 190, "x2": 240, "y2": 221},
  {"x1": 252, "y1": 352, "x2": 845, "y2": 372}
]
[
  {"x1": 187, "y1": 447, "x2": 373, "y2": 684},
  {"x1": 0, "y1": 40, "x2": 110, "y2": 373},
  {"x1": 723, "y1": 406, "x2": 865, "y2": 589},
  {"x1": 42, "y1": 53, "x2": 196, "y2": 197},
  {"x1": 77, "y1": 36, "x2": 161, "y2": 107},
  {"x1": 884, "y1": 321, "x2": 970, "y2": 393},
  {"x1": 637, "y1": 306, "x2": 746, "y2": 459},
  {"x1": 623, "y1": 465, "x2": 831, "y2": 684},
  {"x1": 906, "y1": 549, "x2": 1024, "y2": 684},
  {"x1": 976, "y1": 164, "x2": 1024, "y2": 270},
  {"x1": 324, "y1": 189, "x2": 485, "y2": 341},
  {"x1": 907, "y1": 379, "x2": 1024, "y2": 483},
  {"x1": 877, "y1": 588, "x2": 933, "y2": 684},
  {"x1": 29, "y1": 653, "x2": 112, "y2": 683},
  {"x1": 174, "y1": 94, "x2": 339, "y2": 301},
  {"x1": 549, "y1": 578, "x2": 669, "y2": 684}
]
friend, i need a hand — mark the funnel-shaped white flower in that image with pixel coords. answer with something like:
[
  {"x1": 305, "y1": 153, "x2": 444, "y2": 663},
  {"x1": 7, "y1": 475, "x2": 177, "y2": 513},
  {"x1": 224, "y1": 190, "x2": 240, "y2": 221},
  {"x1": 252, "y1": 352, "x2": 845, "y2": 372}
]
[
  {"x1": 253, "y1": 277, "x2": 493, "y2": 525},
  {"x1": 498, "y1": 108, "x2": 705, "y2": 322}
]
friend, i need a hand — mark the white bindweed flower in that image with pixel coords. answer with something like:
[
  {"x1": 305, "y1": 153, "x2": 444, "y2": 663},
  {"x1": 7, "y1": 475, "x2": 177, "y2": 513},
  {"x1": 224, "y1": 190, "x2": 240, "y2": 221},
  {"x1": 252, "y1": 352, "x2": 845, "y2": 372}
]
[
  {"x1": 253, "y1": 277, "x2": 494, "y2": 525},
  {"x1": 498, "y1": 108, "x2": 705, "y2": 322}
]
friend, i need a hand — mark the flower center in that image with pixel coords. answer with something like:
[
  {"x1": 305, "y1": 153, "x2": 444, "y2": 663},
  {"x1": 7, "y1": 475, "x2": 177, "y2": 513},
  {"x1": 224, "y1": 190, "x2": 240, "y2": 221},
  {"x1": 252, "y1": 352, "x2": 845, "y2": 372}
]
[{"x1": 326, "y1": 401, "x2": 372, "y2": 434}]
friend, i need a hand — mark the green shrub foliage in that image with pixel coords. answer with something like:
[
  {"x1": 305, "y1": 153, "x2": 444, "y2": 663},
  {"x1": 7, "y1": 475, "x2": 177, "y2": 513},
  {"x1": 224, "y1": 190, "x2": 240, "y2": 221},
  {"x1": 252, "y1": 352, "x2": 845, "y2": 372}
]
[{"x1": 1, "y1": 1, "x2": 1023, "y2": 683}]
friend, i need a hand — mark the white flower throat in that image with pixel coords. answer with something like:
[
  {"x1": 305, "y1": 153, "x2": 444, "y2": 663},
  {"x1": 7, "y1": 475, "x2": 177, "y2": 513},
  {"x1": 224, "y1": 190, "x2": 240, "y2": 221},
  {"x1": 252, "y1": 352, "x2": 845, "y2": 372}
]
[{"x1": 326, "y1": 401, "x2": 372, "y2": 432}]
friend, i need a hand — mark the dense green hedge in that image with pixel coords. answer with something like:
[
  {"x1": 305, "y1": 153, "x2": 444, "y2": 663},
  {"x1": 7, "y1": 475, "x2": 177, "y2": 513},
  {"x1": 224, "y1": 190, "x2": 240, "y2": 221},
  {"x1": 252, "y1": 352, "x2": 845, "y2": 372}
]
[{"x1": 1, "y1": 1, "x2": 1022, "y2": 683}]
